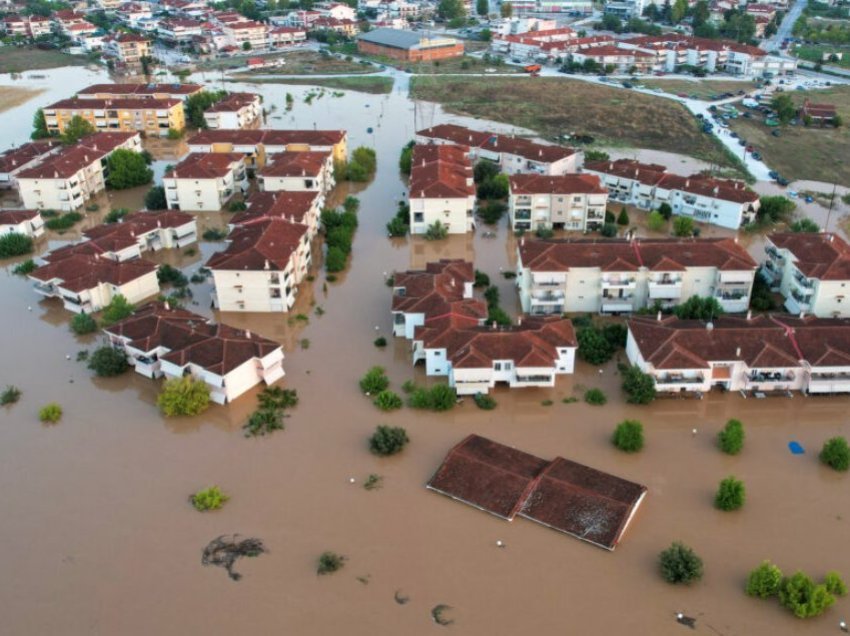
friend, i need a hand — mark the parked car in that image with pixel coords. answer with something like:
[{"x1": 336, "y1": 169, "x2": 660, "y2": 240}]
[
  {"x1": 772, "y1": 130, "x2": 781, "y2": 137},
  {"x1": 739, "y1": 138, "x2": 747, "y2": 146},
  {"x1": 777, "y1": 177, "x2": 790, "y2": 187},
  {"x1": 769, "y1": 171, "x2": 779, "y2": 179},
  {"x1": 751, "y1": 151, "x2": 762, "y2": 160}
]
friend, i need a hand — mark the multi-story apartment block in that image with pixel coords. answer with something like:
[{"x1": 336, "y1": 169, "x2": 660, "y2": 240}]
[
  {"x1": 416, "y1": 124, "x2": 578, "y2": 176},
  {"x1": 2, "y1": 14, "x2": 52, "y2": 38},
  {"x1": 583, "y1": 158, "x2": 759, "y2": 230},
  {"x1": 516, "y1": 237, "x2": 757, "y2": 315},
  {"x1": 221, "y1": 19, "x2": 269, "y2": 49},
  {"x1": 202, "y1": 92, "x2": 262, "y2": 130},
  {"x1": 186, "y1": 129, "x2": 348, "y2": 166},
  {"x1": 104, "y1": 33, "x2": 152, "y2": 65},
  {"x1": 508, "y1": 174, "x2": 608, "y2": 232},
  {"x1": 0, "y1": 209, "x2": 45, "y2": 239},
  {"x1": 157, "y1": 18, "x2": 204, "y2": 44},
  {"x1": 207, "y1": 219, "x2": 312, "y2": 313},
  {"x1": 268, "y1": 26, "x2": 307, "y2": 47},
  {"x1": 229, "y1": 190, "x2": 323, "y2": 239},
  {"x1": 762, "y1": 232, "x2": 850, "y2": 318},
  {"x1": 627, "y1": 314, "x2": 850, "y2": 395},
  {"x1": 42, "y1": 97, "x2": 185, "y2": 138},
  {"x1": 163, "y1": 153, "x2": 247, "y2": 212},
  {"x1": 76, "y1": 83, "x2": 203, "y2": 101},
  {"x1": 258, "y1": 151, "x2": 335, "y2": 199},
  {"x1": 16, "y1": 133, "x2": 142, "y2": 211},
  {"x1": 82, "y1": 210, "x2": 198, "y2": 252},
  {"x1": 408, "y1": 144, "x2": 476, "y2": 235},
  {"x1": 0, "y1": 140, "x2": 63, "y2": 189}
]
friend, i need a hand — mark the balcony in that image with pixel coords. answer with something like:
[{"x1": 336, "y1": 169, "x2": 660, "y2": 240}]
[
  {"x1": 533, "y1": 278, "x2": 563, "y2": 288},
  {"x1": 765, "y1": 245, "x2": 784, "y2": 263},
  {"x1": 747, "y1": 371, "x2": 795, "y2": 385},
  {"x1": 33, "y1": 282, "x2": 56, "y2": 296},
  {"x1": 655, "y1": 373, "x2": 706, "y2": 387},
  {"x1": 601, "y1": 297, "x2": 634, "y2": 313},
  {"x1": 808, "y1": 372, "x2": 850, "y2": 394},
  {"x1": 792, "y1": 273, "x2": 814, "y2": 292},
  {"x1": 531, "y1": 290, "x2": 564, "y2": 302},
  {"x1": 601, "y1": 277, "x2": 637, "y2": 290},
  {"x1": 648, "y1": 279, "x2": 683, "y2": 299}
]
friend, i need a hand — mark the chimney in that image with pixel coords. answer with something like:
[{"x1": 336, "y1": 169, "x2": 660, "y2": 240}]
[
  {"x1": 657, "y1": 310, "x2": 662, "y2": 322},
  {"x1": 520, "y1": 236, "x2": 525, "y2": 247},
  {"x1": 746, "y1": 309, "x2": 752, "y2": 320},
  {"x1": 245, "y1": 329, "x2": 252, "y2": 338},
  {"x1": 264, "y1": 259, "x2": 270, "y2": 269},
  {"x1": 491, "y1": 321, "x2": 497, "y2": 330},
  {"x1": 799, "y1": 311, "x2": 806, "y2": 319},
  {"x1": 735, "y1": 346, "x2": 741, "y2": 357}
]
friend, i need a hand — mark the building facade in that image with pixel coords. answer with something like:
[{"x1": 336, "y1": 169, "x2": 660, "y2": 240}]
[
  {"x1": 508, "y1": 173, "x2": 608, "y2": 232},
  {"x1": 408, "y1": 144, "x2": 476, "y2": 235}
]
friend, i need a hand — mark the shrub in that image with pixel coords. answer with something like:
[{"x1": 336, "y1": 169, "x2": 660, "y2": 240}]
[
  {"x1": 600, "y1": 222, "x2": 618, "y2": 237},
  {"x1": 104, "y1": 207, "x2": 130, "y2": 224},
  {"x1": 401, "y1": 380, "x2": 416, "y2": 394},
  {"x1": 424, "y1": 220, "x2": 448, "y2": 241},
  {"x1": 12, "y1": 259, "x2": 36, "y2": 275},
  {"x1": 604, "y1": 210, "x2": 615, "y2": 223},
  {"x1": 45, "y1": 212, "x2": 83, "y2": 232},
  {"x1": 672, "y1": 216, "x2": 695, "y2": 237},
  {"x1": 70, "y1": 312, "x2": 98, "y2": 335},
  {"x1": 386, "y1": 215, "x2": 409, "y2": 237},
  {"x1": 747, "y1": 561, "x2": 784, "y2": 598},
  {"x1": 473, "y1": 393, "x2": 497, "y2": 409},
  {"x1": 1, "y1": 385, "x2": 22, "y2": 406},
  {"x1": 408, "y1": 384, "x2": 456, "y2": 411},
  {"x1": 718, "y1": 418, "x2": 745, "y2": 455},
  {"x1": 228, "y1": 200, "x2": 247, "y2": 213},
  {"x1": 373, "y1": 336, "x2": 387, "y2": 347},
  {"x1": 325, "y1": 246, "x2": 347, "y2": 273},
  {"x1": 577, "y1": 327, "x2": 613, "y2": 365},
  {"x1": 820, "y1": 436, "x2": 850, "y2": 471},
  {"x1": 535, "y1": 227, "x2": 554, "y2": 239},
  {"x1": 100, "y1": 295, "x2": 134, "y2": 326},
  {"x1": 616, "y1": 207, "x2": 629, "y2": 225},
  {"x1": 0, "y1": 232, "x2": 33, "y2": 258},
  {"x1": 157, "y1": 264, "x2": 189, "y2": 287},
  {"x1": 474, "y1": 270, "x2": 490, "y2": 288},
  {"x1": 647, "y1": 210, "x2": 666, "y2": 232},
  {"x1": 715, "y1": 476, "x2": 745, "y2": 511},
  {"x1": 369, "y1": 425, "x2": 409, "y2": 456},
  {"x1": 244, "y1": 408, "x2": 284, "y2": 436},
  {"x1": 257, "y1": 386, "x2": 298, "y2": 411},
  {"x1": 191, "y1": 486, "x2": 229, "y2": 511},
  {"x1": 823, "y1": 571, "x2": 847, "y2": 597},
  {"x1": 157, "y1": 376, "x2": 210, "y2": 417},
  {"x1": 658, "y1": 202, "x2": 673, "y2": 220},
  {"x1": 144, "y1": 185, "x2": 167, "y2": 210},
  {"x1": 621, "y1": 364, "x2": 656, "y2": 404},
  {"x1": 673, "y1": 296, "x2": 724, "y2": 320},
  {"x1": 790, "y1": 217, "x2": 820, "y2": 233},
  {"x1": 317, "y1": 551, "x2": 346, "y2": 575},
  {"x1": 584, "y1": 388, "x2": 607, "y2": 405},
  {"x1": 478, "y1": 201, "x2": 507, "y2": 224},
  {"x1": 659, "y1": 542, "x2": 704, "y2": 584},
  {"x1": 87, "y1": 346, "x2": 129, "y2": 377},
  {"x1": 399, "y1": 140, "x2": 414, "y2": 174},
  {"x1": 779, "y1": 571, "x2": 835, "y2": 618},
  {"x1": 363, "y1": 474, "x2": 383, "y2": 490},
  {"x1": 39, "y1": 402, "x2": 63, "y2": 423},
  {"x1": 359, "y1": 366, "x2": 389, "y2": 394},
  {"x1": 612, "y1": 419, "x2": 644, "y2": 452},
  {"x1": 374, "y1": 390, "x2": 403, "y2": 411},
  {"x1": 202, "y1": 228, "x2": 227, "y2": 241}
]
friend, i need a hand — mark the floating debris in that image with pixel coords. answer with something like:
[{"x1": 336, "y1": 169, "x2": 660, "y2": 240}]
[
  {"x1": 363, "y1": 474, "x2": 383, "y2": 491},
  {"x1": 394, "y1": 590, "x2": 410, "y2": 605},
  {"x1": 431, "y1": 604, "x2": 454, "y2": 626},
  {"x1": 675, "y1": 612, "x2": 696, "y2": 629},
  {"x1": 356, "y1": 574, "x2": 371, "y2": 585},
  {"x1": 201, "y1": 535, "x2": 267, "y2": 581}
]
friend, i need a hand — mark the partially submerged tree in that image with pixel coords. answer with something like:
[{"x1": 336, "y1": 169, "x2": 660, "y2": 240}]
[
  {"x1": 718, "y1": 418, "x2": 745, "y2": 455},
  {"x1": 747, "y1": 561, "x2": 783, "y2": 598},
  {"x1": 369, "y1": 425, "x2": 409, "y2": 456},
  {"x1": 659, "y1": 542, "x2": 703, "y2": 584},
  {"x1": 157, "y1": 376, "x2": 210, "y2": 417}
]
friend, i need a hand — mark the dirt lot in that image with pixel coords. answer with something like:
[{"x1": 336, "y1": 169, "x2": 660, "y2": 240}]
[
  {"x1": 0, "y1": 46, "x2": 88, "y2": 74},
  {"x1": 727, "y1": 85, "x2": 850, "y2": 186},
  {"x1": 0, "y1": 86, "x2": 44, "y2": 113},
  {"x1": 407, "y1": 55, "x2": 523, "y2": 75},
  {"x1": 243, "y1": 50, "x2": 377, "y2": 75},
  {"x1": 233, "y1": 75, "x2": 394, "y2": 94},
  {"x1": 641, "y1": 78, "x2": 760, "y2": 101},
  {"x1": 411, "y1": 76, "x2": 743, "y2": 171}
]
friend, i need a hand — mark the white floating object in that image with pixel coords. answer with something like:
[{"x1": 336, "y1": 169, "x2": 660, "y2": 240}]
[
  {"x1": 692, "y1": 428, "x2": 698, "y2": 435},
  {"x1": 66, "y1": 355, "x2": 71, "y2": 360},
  {"x1": 496, "y1": 540, "x2": 504, "y2": 547},
  {"x1": 349, "y1": 478, "x2": 356, "y2": 484},
  {"x1": 27, "y1": 306, "x2": 32, "y2": 311}
]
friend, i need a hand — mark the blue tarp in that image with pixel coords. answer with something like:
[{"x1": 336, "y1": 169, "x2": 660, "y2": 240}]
[{"x1": 789, "y1": 441, "x2": 805, "y2": 455}]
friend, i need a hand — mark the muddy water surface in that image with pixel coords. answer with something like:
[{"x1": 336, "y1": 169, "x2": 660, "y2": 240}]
[{"x1": 1, "y1": 69, "x2": 850, "y2": 635}]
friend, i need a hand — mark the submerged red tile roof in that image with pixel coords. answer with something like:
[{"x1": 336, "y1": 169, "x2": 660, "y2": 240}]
[
  {"x1": 0, "y1": 209, "x2": 40, "y2": 225},
  {"x1": 205, "y1": 92, "x2": 260, "y2": 113},
  {"x1": 428, "y1": 435, "x2": 647, "y2": 550}
]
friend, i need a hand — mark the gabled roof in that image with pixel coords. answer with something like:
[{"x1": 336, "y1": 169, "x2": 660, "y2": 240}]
[
  {"x1": 29, "y1": 254, "x2": 157, "y2": 292},
  {"x1": 204, "y1": 92, "x2": 260, "y2": 113},
  {"x1": 206, "y1": 218, "x2": 308, "y2": 271},
  {"x1": 165, "y1": 152, "x2": 243, "y2": 179},
  {"x1": 77, "y1": 83, "x2": 202, "y2": 97},
  {"x1": 509, "y1": 173, "x2": 605, "y2": 195},
  {"x1": 230, "y1": 190, "x2": 320, "y2": 226},
  {"x1": 417, "y1": 124, "x2": 576, "y2": 164},
  {"x1": 187, "y1": 128, "x2": 346, "y2": 148},
  {"x1": 769, "y1": 232, "x2": 850, "y2": 280},
  {"x1": 83, "y1": 210, "x2": 195, "y2": 242},
  {"x1": 0, "y1": 209, "x2": 40, "y2": 225},
  {"x1": 409, "y1": 143, "x2": 474, "y2": 200},
  {"x1": 46, "y1": 97, "x2": 181, "y2": 110},
  {"x1": 392, "y1": 259, "x2": 475, "y2": 313},
  {"x1": 260, "y1": 151, "x2": 330, "y2": 178},
  {"x1": 0, "y1": 140, "x2": 62, "y2": 174}
]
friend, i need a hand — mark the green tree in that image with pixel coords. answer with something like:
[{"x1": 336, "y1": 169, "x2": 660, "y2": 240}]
[
  {"x1": 659, "y1": 542, "x2": 703, "y2": 584},
  {"x1": 718, "y1": 418, "x2": 745, "y2": 454},
  {"x1": 658, "y1": 202, "x2": 673, "y2": 220},
  {"x1": 758, "y1": 196, "x2": 795, "y2": 224},
  {"x1": 157, "y1": 376, "x2": 211, "y2": 416},
  {"x1": 671, "y1": 0, "x2": 688, "y2": 23},
  {"x1": 106, "y1": 149, "x2": 153, "y2": 189},
  {"x1": 369, "y1": 425, "x2": 409, "y2": 456},
  {"x1": 500, "y1": 1, "x2": 512, "y2": 17},
  {"x1": 87, "y1": 346, "x2": 129, "y2": 377},
  {"x1": 242, "y1": 40, "x2": 251, "y2": 51},
  {"x1": 647, "y1": 210, "x2": 666, "y2": 231},
  {"x1": 100, "y1": 294, "x2": 135, "y2": 326},
  {"x1": 584, "y1": 388, "x2": 607, "y2": 405},
  {"x1": 31, "y1": 108, "x2": 51, "y2": 140},
  {"x1": 476, "y1": 0, "x2": 488, "y2": 15},
  {"x1": 789, "y1": 217, "x2": 820, "y2": 232},
  {"x1": 373, "y1": 390, "x2": 403, "y2": 411},
  {"x1": 621, "y1": 364, "x2": 656, "y2": 404},
  {"x1": 600, "y1": 222, "x2": 618, "y2": 237},
  {"x1": 672, "y1": 215, "x2": 695, "y2": 237},
  {"x1": 601, "y1": 13, "x2": 622, "y2": 31},
  {"x1": 820, "y1": 436, "x2": 850, "y2": 471},
  {"x1": 714, "y1": 476, "x2": 745, "y2": 511},
  {"x1": 612, "y1": 419, "x2": 644, "y2": 452},
  {"x1": 359, "y1": 366, "x2": 389, "y2": 394},
  {"x1": 824, "y1": 572, "x2": 848, "y2": 597},
  {"x1": 779, "y1": 572, "x2": 835, "y2": 618},
  {"x1": 747, "y1": 561, "x2": 783, "y2": 598},
  {"x1": 772, "y1": 93, "x2": 796, "y2": 124},
  {"x1": 673, "y1": 296, "x2": 724, "y2": 320},
  {"x1": 0, "y1": 233, "x2": 33, "y2": 258},
  {"x1": 325, "y1": 246, "x2": 347, "y2": 272},
  {"x1": 184, "y1": 90, "x2": 227, "y2": 129},
  {"x1": 70, "y1": 312, "x2": 97, "y2": 335},
  {"x1": 616, "y1": 206, "x2": 629, "y2": 226},
  {"x1": 577, "y1": 326, "x2": 614, "y2": 365},
  {"x1": 144, "y1": 185, "x2": 167, "y2": 210},
  {"x1": 61, "y1": 115, "x2": 96, "y2": 145},
  {"x1": 399, "y1": 140, "x2": 414, "y2": 175},
  {"x1": 691, "y1": 0, "x2": 710, "y2": 27}
]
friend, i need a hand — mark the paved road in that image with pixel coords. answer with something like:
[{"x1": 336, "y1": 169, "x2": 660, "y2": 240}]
[{"x1": 761, "y1": 0, "x2": 808, "y2": 52}]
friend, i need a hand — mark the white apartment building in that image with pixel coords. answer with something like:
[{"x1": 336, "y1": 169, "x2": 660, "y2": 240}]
[
  {"x1": 763, "y1": 232, "x2": 850, "y2": 318},
  {"x1": 517, "y1": 237, "x2": 757, "y2": 315},
  {"x1": 163, "y1": 153, "x2": 248, "y2": 212},
  {"x1": 583, "y1": 158, "x2": 760, "y2": 230},
  {"x1": 230, "y1": 190, "x2": 323, "y2": 240},
  {"x1": 0, "y1": 209, "x2": 45, "y2": 239},
  {"x1": 508, "y1": 173, "x2": 608, "y2": 232},
  {"x1": 627, "y1": 314, "x2": 850, "y2": 395},
  {"x1": 207, "y1": 219, "x2": 312, "y2": 313},
  {"x1": 408, "y1": 144, "x2": 476, "y2": 235},
  {"x1": 222, "y1": 19, "x2": 269, "y2": 50},
  {"x1": 416, "y1": 124, "x2": 578, "y2": 176},
  {"x1": 0, "y1": 139, "x2": 62, "y2": 189},
  {"x1": 16, "y1": 133, "x2": 143, "y2": 211},
  {"x1": 258, "y1": 151, "x2": 335, "y2": 197},
  {"x1": 203, "y1": 92, "x2": 262, "y2": 130},
  {"x1": 82, "y1": 210, "x2": 198, "y2": 252}
]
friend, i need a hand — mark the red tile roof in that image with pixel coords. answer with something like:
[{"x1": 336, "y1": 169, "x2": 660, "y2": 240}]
[
  {"x1": 77, "y1": 83, "x2": 202, "y2": 97},
  {"x1": 392, "y1": 259, "x2": 476, "y2": 314},
  {"x1": 769, "y1": 232, "x2": 850, "y2": 280},
  {"x1": 801, "y1": 99, "x2": 837, "y2": 119},
  {"x1": 417, "y1": 124, "x2": 576, "y2": 164},
  {"x1": 29, "y1": 254, "x2": 157, "y2": 292},
  {"x1": 206, "y1": 218, "x2": 308, "y2": 271},
  {"x1": 83, "y1": 210, "x2": 195, "y2": 241},
  {"x1": 187, "y1": 129, "x2": 346, "y2": 148},
  {"x1": 0, "y1": 209, "x2": 39, "y2": 225},
  {"x1": 509, "y1": 173, "x2": 606, "y2": 195},
  {"x1": 519, "y1": 237, "x2": 756, "y2": 273},
  {"x1": 166, "y1": 152, "x2": 243, "y2": 179},
  {"x1": 230, "y1": 190, "x2": 320, "y2": 226},
  {"x1": 409, "y1": 143, "x2": 474, "y2": 199},
  {"x1": 204, "y1": 92, "x2": 260, "y2": 113},
  {"x1": 15, "y1": 132, "x2": 139, "y2": 180},
  {"x1": 0, "y1": 140, "x2": 61, "y2": 174},
  {"x1": 260, "y1": 151, "x2": 330, "y2": 178},
  {"x1": 46, "y1": 97, "x2": 181, "y2": 110},
  {"x1": 428, "y1": 434, "x2": 646, "y2": 550}
]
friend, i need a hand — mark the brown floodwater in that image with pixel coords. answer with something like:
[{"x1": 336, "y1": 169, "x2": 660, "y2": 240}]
[{"x1": 1, "y1": 67, "x2": 850, "y2": 635}]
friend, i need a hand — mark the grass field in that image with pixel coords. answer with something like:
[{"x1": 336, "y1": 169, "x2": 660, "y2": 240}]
[
  {"x1": 198, "y1": 50, "x2": 376, "y2": 74},
  {"x1": 0, "y1": 86, "x2": 44, "y2": 113},
  {"x1": 406, "y1": 54, "x2": 522, "y2": 75},
  {"x1": 793, "y1": 44, "x2": 850, "y2": 69},
  {"x1": 233, "y1": 75, "x2": 394, "y2": 94},
  {"x1": 410, "y1": 76, "x2": 744, "y2": 172},
  {"x1": 0, "y1": 46, "x2": 88, "y2": 74},
  {"x1": 727, "y1": 86, "x2": 850, "y2": 186},
  {"x1": 640, "y1": 78, "x2": 759, "y2": 100}
]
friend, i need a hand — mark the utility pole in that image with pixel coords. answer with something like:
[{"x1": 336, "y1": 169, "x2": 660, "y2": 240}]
[{"x1": 826, "y1": 182, "x2": 838, "y2": 232}]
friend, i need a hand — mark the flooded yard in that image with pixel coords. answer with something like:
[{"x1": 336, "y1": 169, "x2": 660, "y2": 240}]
[{"x1": 0, "y1": 66, "x2": 849, "y2": 635}]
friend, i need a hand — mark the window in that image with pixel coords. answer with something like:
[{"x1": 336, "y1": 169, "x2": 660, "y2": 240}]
[
  {"x1": 413, "y1": 212, "x2": 424, "y2": 222},
  {"x1": 494, "y1": 363, "x2": 502, "y2": 371}
]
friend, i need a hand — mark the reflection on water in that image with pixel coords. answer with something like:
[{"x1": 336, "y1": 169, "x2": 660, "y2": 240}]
[{"x1": 0, "y1": 65, "x2": 850, "y2": 636}]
